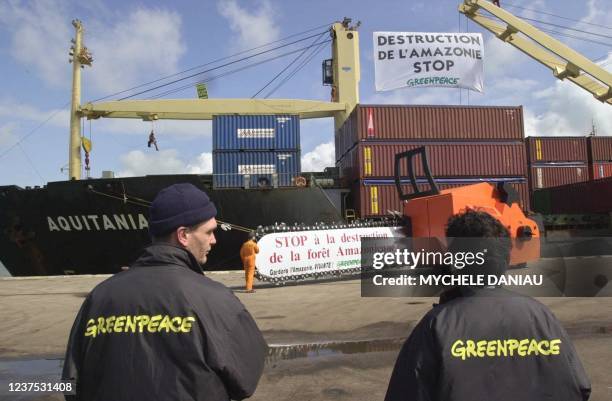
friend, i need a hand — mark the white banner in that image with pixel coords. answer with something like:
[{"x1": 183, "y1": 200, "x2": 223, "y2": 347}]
[
  {"x1": 256, "y1": 226, "x2": 404, "y2": 279},
  {"x1": 374, "y1": 32, "x2": 484, "y2": 92}
]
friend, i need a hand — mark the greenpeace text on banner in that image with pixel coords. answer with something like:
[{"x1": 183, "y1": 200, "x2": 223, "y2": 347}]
[{"x1": 373, "y1": 32, "x2": 484, "y2": 92}]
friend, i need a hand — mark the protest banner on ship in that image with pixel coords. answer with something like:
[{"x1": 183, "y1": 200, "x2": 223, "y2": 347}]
[{"x1": 374, "y1": 32, "x2": 484, "y2": 92}]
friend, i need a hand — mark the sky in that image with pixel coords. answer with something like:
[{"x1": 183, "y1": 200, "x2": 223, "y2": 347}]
[{"x1": 0, "y1": 0, "x2": 610, "y2": 187}]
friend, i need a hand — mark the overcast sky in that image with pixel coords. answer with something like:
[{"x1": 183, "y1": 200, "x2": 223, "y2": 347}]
[{"x1": 0, "y1": 0, "x2": 610, "y2": 187}]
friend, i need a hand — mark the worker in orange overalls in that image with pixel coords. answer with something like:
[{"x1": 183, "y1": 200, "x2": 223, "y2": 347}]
[{"x1": 240, "y1": 231, "x2": 259, "y2": 293}]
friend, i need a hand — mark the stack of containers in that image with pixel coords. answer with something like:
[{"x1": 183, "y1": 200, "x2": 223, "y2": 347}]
[
  {"x1": 525, "y1": 137, "x2": 589, "y2": 192},
  {"x1": 335, "y1": 105, "x2": 529, "y2": 218},
  {"x1": 531, "y1": 136, "x2": 612, "y2": 215},
  {"x1": 532, "y1": 176, "x2": 612, "y2": 215},
  {"x1": 212, "y1": 115, "x2": 301, "y2": 188},
  {"x1": 588, "y1": 136, "x2": 612, "y2": 180}
]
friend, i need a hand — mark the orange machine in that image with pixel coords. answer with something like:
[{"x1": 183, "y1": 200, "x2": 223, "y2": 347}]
[{"x1": 395, "y1": 147, "x2": 541, "y2": 266}]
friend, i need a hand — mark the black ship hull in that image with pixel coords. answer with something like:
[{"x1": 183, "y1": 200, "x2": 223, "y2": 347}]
[{"x1": 0, "y1": 175, "x2": 344, "y2": 276}]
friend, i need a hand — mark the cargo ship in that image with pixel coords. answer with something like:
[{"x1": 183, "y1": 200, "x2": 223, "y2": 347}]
[
  {"x1": 0, "y1": 176, "x2": 346, "y2": 276},
  {"x1": 0, "y1": 19, "x2": 361, "y2": 276},
  {"x1": 2, "y1": 11, "x2": 612, "y2": 277}
]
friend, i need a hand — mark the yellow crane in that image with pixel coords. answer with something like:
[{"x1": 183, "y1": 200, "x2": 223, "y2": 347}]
[
  {"x1": 459, "y1": 0, "x2": 612, "y2": 106},
  {"x1": 68, "y1": 3, "x2": 611, "y2": 180},
  {"x1": 68, "y1": 19, "x2": 361, "y2": 180}
]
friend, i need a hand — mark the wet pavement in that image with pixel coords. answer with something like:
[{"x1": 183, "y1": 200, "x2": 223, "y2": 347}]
[
  {"x1": 3, "y1": 334, "x2": 612, "y2": 401},
  {"x1": 0, "y1": 358, "x2": 64, "y2": 401},
  {"x1": 1, "y1": 272, "x2": 612, "y2": 400},
  {"x1": 0, "y1": 338, "x2": 406, "y2": 401}
]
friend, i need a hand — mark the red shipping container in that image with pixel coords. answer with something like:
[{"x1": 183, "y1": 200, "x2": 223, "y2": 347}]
[
  {"x1": 528, "y1": 165, "x2": 588, "y2": 190},
  {"x1": 336, "y1": 105, "x2": 525, "y2": 158},
  {"x1": 338, "y1": 142, "x2": 527, "y2": 181},
  {"x1": 590, "y1": 162, "x2": 612, "y2": 180},
  {"x1": 352, "y1": 180, "x2": 530, "y2": 218},
  {"x1": 525, "y1": 136, "x2": 588, "y2": 163},
  {"x1": 588, "y1": 137, "x2": 612, "y2": 162}
]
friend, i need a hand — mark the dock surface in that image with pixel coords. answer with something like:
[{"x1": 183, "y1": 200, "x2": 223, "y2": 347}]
[{"x1": 1, "y1": 272, "x2": 611, "y2": 401}]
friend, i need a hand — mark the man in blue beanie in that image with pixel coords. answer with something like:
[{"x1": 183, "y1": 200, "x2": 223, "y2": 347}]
[
  {"x1": 148, "y1": 182, "x2": 219, "y2": 266},
  {"x1": 62, "y1": 183, "x2": 267, "y2": 401}
]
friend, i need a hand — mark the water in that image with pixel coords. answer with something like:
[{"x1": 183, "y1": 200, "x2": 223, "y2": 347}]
[
  {"x1": 0, "y1": 337, "x2": 406, "y2": 399},
  {"x1": 266, "y1": 337, "x2": 405, "y2": 364},
  {"x1": 0, "y1": 260, "x2": 10, "y2": 277},
  {"x1": 0, "y1": 358, "x2": 64, "y2": 401}
]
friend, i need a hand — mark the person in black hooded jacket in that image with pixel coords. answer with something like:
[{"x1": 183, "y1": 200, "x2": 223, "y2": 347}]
[
  {"x1": 62, "y1": 183, "x2": 267, "y2": 401},
  {"x1": 385, "y1": 210, "x2": 591, "y2": 401}
]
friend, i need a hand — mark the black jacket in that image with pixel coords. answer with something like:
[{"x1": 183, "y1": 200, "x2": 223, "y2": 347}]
[
  {"x1": 385, "y1": 287, "x2": 591, "y2": 401},
  {"x1": 62, "y1": 244, "x2": 267, "y2": 401}
]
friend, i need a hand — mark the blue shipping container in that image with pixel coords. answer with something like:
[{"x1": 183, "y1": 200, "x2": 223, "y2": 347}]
[
  {"x1": 213, "y1": 115, "x2": 300, "y2": 150},
  {"x1": 213, "y1": 150, "x2": 301, "y2": 188}
]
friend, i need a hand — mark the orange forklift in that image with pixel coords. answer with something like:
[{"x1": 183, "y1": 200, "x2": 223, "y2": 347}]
[{"x1": 394, "y1": 147, "x2": 541, "y2": 266}]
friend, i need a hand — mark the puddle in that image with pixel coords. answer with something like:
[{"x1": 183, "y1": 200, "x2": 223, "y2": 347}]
[
  {"x1": 266, "y1": 337, "x2": 405, "y2": 364},
  {"x1": 2, "y1": 323, "x2": 608, "y2": 396},
  {"x1": 0, "y1": 337, "x2": 405, "y2": 395},
  {"x1": 0, "y1": 358, "x2": 64, "y2": 401},
  {"x1": 257, "y1": 315, "x2": 286, "y2": 320}
]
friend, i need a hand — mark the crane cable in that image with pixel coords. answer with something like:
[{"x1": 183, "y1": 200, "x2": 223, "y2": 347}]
[
  {"x1": 89, "y1": 22, "x2": 335, "y2": 103},
  {"x1": 87, "y1": 186, "x2": 254, "y2": 232},
  {"x1": 264, "y1": 39, "x2": 330, "y2": 98},
  {"x1": 117, "y1": 31, "x2": 332, "y2": 100},
  {"x1": 252, "y1": 30, "x2": 329, "y2": 98},
  {"x1": 503, "y1": 3, "x2": 612, "y2": 31},
  {"x1": 147, "y1": 39, "x2": 332, "y2": 99},
  {"x1": 0, "y1": 101, "x2": 70, "y2": 161}
]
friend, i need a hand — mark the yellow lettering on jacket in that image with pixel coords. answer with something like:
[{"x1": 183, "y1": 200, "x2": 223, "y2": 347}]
[
  {"x1": 125, "y1": 316, "x2": 137, "y2": 332},
  {"x1": 115, "y1": 316, "x2": 126, "y2": 332},
  {"x1": 84, "y1": 315, "x2": 197, "y2": 337},
  {"x1": 147, "y1": 315, "x2": 162, "y2": 333},
  {"x1": 549, "y1": 339, "x2": 561, "y2": 355},
  {"x1": 158, "y1": 315, "x2": 173, "y2": 333},
  {"x1": 450, "y1": 338, "x2": 563, "y2": 360},
  {"x1": 137, "y1": 315, "x2": 150, "y2": 333},
  {"x1": 106, "y1": 316, "x2": 116, "y2": 333},
  {"x1": 84, "y1": 319, "x2": 97, "y2": 337},
  {"x1": 179, "y1": 317, "x2": 196, "y2": 333}
]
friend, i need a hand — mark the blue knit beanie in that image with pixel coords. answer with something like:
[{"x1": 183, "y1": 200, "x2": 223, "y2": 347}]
[{"x1": 149, "y1": 183, "x2": 217, "y2": 237}]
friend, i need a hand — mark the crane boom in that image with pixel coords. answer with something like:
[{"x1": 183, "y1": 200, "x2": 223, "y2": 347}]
[
  {"x1": 80, "y1": 99, "x2": 347, "y2": 121},
  {"x1": 459, "y1": 0, "x2": 612, "y2": 105},
  {"x1": 78, "y1": 21, "x2": 359, "y2": 123}
]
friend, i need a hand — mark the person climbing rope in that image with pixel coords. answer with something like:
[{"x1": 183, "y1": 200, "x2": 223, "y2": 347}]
[{"x1": 148, "y1": 130, "x2": 159, "y2": 151}]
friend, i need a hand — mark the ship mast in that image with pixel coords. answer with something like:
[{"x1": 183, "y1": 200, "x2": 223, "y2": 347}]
[
  {"x1": 68, "y1": 19, "x2": 92, "y2": 180},
  {"x1": 331, "y1": 18, "x2": 360, "y2": 132}
]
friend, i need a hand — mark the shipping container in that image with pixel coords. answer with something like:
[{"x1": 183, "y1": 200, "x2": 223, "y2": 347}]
[
  {"x1": 213, "y1": 150, "x2": 301, "y2": 188},
  {"x1": 525, "y1": 136, "x2": 588, "y2": 163},
  {"x1": 213, "y1": 115, "x2": 300, "y2": 150},
  {"x1": 590, "y1": 162, "x2": 612, "y2": 180},
  {"x1": 588, "y1": 136, "x2": 612, "y2": 162},
  {"x1": 532, "y1": 176, "x2": 612, "y2": 214},
  {"x1": 528, "y1": 164, "x2": 588, "y2": 190},
  {"x1": 337, "y1": 142, "x2": 526, "y2": 181},
  {"x1": 351, "y1": 179, "x2": 530, "y2": 218},
  {"x1": 336, "y1": 104, "x2": 524, "y2": 159}
]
